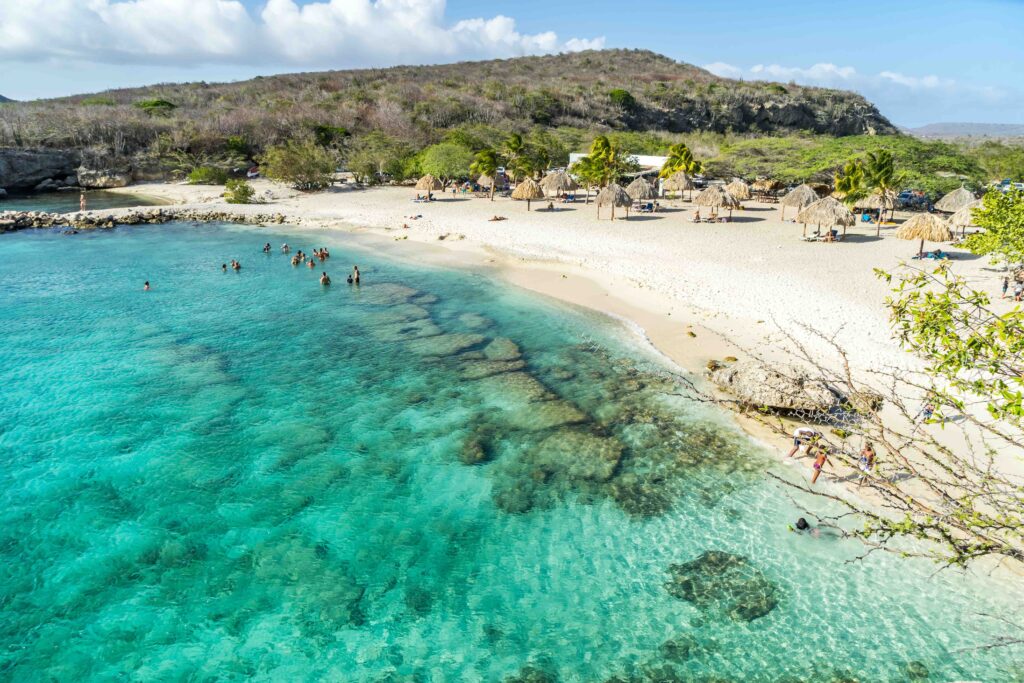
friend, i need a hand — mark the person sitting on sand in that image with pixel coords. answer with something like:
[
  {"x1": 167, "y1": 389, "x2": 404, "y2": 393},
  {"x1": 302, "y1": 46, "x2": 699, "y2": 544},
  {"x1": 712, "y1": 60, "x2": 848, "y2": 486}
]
[
  {"x1": 786, "y1": 427, "x2": 820, "y2": 457},
  {"x1": 143, "y1": 281, "x2": 150, "y2": 291},
  {"x1": 320, "y1": 272, "x2": 331, "y2": 286},
  {"x1": 690, "y1": 210, "x2": 700, "y2": 222},
  {"x1": 547, "y1": 201, "x2": 555, "y2": 211},
  {"x1": 402, "y1": 223, "x2": 410, "y2": 230},
  {"x1": 352, "y1": 265, "x2": 360, "y2": 284},
  {"x1": 809, "y1": 445, "x2": 830, "y2": 485}
]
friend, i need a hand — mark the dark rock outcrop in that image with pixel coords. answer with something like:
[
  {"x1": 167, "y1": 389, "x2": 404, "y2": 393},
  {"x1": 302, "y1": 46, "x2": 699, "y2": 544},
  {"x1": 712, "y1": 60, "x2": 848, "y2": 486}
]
[
  {"x1": 77, "y1": 165, "x2": 132, "y2": 189},
  {"x1": 0, "y1": 148, "x2": 81, "y2": 191}
]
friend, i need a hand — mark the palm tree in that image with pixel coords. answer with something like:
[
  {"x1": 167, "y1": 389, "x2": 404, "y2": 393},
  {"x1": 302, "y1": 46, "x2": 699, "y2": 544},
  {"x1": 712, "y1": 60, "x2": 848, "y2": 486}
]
[
  {"x1": 834, "y1": 160, "x2": 867, "y2": 208},
  {"x1": 502, "y1": 133, "x2": 526, "y2": 183},
  {"x1": 659, "y1": 143, "x2": 703, "y2": 179},
  {"x1": 864, "y1": 150, "x2": 906, "y2": 235},
  {"x1": 470, "y1": 148, "x2": 501, "y2": 201},
  {"x1": 570, "y1": 155, "x2": 603, "y2": 204}
]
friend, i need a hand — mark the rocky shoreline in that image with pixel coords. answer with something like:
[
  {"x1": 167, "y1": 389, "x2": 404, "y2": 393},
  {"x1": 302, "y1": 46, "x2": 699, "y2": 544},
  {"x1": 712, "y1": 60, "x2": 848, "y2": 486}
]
[{"x1": 0, "y1": 207, "x2": 288, "y2": 232}]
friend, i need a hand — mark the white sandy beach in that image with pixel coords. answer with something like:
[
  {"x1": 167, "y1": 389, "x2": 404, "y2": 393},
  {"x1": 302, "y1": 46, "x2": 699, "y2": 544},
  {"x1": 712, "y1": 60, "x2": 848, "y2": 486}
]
[{"x1": 110, "y1": 179, "x2": 1004, "y2": 384}]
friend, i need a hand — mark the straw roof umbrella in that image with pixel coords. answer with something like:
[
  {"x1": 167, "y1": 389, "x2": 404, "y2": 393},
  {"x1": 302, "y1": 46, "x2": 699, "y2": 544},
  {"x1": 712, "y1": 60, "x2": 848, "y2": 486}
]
[
  {"x1": 779, "y1": 184, "x2": 818, "y2": 221},
  {"x1": 794, "y1": 196, "x2": 855, "y2": 238},
  {"x1": 854, "y1": 189, "x2": 898, "y2": 235},
  {"x1": 664, "y1": 171, "x2": 694, "y2": 201},
  {"x1": 694, "y1": 185, "x2": 741, "y2": 220},
  {"x1": 596, "y1": 183, "x2": 632, "y2": 220},
  {"x1": 935, "y1": 186, "x2": 976, "y2": 213},
  {"x1": 477, "y1": 174, "x2": 494, "y2": 189},
  {"x1": 949, "y1": 198, "x2": 983, "y2": 236},
  {"x1": 539, "y1": 170, "x2": 578, "y2": 197},
  {"x1": 415, "y1": 174, "x2": 442, "y2": 194},
  {"x1": 626, "y1": 177, "x2": 656, "y2": 202},
  {"x1": 725, "y1": 179, "x2": 751, "y2": 201},
  {"x1": 510, "y1": 177, "x2": 544, "y2": 211},
  {"x1": 895, "y1": 213, "x2": 953, "y2": 258}
]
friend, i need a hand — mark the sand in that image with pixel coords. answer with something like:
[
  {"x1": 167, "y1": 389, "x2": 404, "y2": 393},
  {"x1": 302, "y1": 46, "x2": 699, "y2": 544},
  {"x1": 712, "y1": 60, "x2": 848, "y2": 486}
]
[{"x1": 110, "y1": 180, "x2": 1005, "y2": 378}]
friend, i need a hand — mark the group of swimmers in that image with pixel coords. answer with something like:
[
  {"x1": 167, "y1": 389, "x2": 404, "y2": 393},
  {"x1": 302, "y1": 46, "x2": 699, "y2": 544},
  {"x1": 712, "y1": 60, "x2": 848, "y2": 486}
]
[
  {"x1": 221, "y1": 260, "x2": 242, "y2": 271},
  {"x1": 272, "y1": 242, "x2": 361, "y2": 286}
]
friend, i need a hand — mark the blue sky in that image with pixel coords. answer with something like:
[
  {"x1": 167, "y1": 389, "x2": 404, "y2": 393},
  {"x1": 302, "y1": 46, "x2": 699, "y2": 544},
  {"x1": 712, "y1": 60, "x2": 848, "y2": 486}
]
[{"x1": 1, "y1": 0, "x2": 1021, "y2": 126}]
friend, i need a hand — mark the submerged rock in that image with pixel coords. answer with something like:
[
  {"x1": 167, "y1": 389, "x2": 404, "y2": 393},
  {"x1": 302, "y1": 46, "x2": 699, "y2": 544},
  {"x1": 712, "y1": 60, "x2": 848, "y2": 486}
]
[
  {"x1": 665, "y1": 551, "x2": 779, "y2": 622},
  {"x1": 483, "y1": 337, "x2": 521, "y2": 362},
  {"x1": 901, "y1": 661, "x2": 930, "y2": 681},
  {"x1": 375, "y1": 317, "x2": 443, "y2": 342},
  {"x1": 504, "y1": 666, "x2": 557, "y2": 683},
  {"x1": 358, "y1": 283, "x2": 421, "y2": 305},
  {"x1": 707, "y1": 360, "x2": 838, "y2": 414},
  {"x1": 405, "y1": 333, "x2": 487, "y2": 357},
  {"x1": 459, "y1": 358, "x2": 527, "y2": 380},
  {"x1": 527, "y1": 429, "x2": 625, "y2": 482},
  {"x1": 458, "y1": 312, "x2": 494, "y2": 330},
  {"x1": 459, "y1": 425, "x2": 497, "y2": 465}
]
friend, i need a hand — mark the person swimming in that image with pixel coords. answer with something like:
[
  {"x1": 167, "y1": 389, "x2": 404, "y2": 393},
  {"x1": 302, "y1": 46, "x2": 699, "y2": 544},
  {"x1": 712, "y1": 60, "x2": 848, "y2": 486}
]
[
  {"x1": 232, "y1": 260, "x2": 241, "y2": 271},
  {"x1": 222, "y1": 263, "x2": 227, "y2": 271},
  {"x1": 320, "y1": 272, "x2": 331, "y2": 286},
  {"x1": 796, "y1": 518, "x2": 809, "y2": 531},
  {"x1": 291, "y1": 255, "x2": 300, "y2": 266},
  {"x1": 263, "y1": 243, "x2": 271, "y2": 253},
  {"x1": 281, "y1": 243, "x2": 290, "y2": 253},
  {"x1": 143, "y1": 281, "x2": 150, "y2": 291},
  {"x1": 307, "y1": 259, "x2": 316, "y2": 269}
]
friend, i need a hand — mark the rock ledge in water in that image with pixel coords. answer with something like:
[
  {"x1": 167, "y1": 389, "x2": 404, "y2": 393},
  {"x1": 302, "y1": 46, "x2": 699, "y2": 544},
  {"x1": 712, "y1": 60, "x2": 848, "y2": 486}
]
[{"x1": 707, "y1": 360, "x2": 838, "y2": 413}]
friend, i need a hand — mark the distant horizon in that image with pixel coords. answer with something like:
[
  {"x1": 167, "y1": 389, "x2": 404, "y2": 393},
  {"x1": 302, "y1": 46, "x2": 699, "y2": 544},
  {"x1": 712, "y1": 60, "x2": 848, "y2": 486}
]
[{"x1": 0, "y1": 1, "x2": 1021, "y2": 127}]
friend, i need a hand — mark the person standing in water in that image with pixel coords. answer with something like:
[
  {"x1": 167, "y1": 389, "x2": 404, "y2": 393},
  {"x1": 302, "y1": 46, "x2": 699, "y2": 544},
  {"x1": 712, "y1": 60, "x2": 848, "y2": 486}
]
[
  {"x1": 352, "y1": 265, "x2": 360, "y2": 284},
  {"x1": 320, "y1": 272, "x2": 331, "y2": 286},
  {"x1": 809, "y1": 446, "x2": 830, "y2": 485},
  {"x1": 143, "y1": 281, "x2": 150, "y2": 291},
  {"x1": 80, "y1": 193, "x2": 87, "y2": 211}
]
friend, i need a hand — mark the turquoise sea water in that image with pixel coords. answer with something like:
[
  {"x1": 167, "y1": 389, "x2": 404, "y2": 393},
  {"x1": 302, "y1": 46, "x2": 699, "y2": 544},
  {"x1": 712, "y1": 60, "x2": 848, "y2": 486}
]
[
  {"x1": 1, "y1": 221, "x2": 1022, "y2": 682},
  {"x1": 0, "y1": 190, "x2": 163, "y2": 214}
]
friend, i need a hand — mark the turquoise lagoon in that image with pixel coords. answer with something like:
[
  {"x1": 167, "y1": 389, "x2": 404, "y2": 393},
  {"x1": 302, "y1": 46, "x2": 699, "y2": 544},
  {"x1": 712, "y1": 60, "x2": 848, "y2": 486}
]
[{"x1": 0, "y1": 222, "x2": 1021, "y2": 682}]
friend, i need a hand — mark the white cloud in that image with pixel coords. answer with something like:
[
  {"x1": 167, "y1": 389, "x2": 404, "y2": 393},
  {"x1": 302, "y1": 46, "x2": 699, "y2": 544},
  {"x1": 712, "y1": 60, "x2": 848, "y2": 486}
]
[{"x1": 0, "y1": 0, "x2": 604, "y2": 68}]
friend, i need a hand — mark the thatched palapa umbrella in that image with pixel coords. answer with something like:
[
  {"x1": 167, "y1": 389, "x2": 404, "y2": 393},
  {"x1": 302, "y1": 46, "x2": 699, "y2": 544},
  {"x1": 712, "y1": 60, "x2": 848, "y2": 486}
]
[
  {"x1": 949, "y1": 198, "x2": 983, "y2": 236},
  {"x1": 539, "y1": 170, "x2": 578, "y2": 198},
  {"x1": 725, "y1": 179, "x2": 751, "y2": 201},
  {"x1": 511, "y1": 178, "x2": 544, "y2": 211},
  {"x1": 895, "y1": 213, "x2": 953, "y2": 258},
  {"x1": 415, "y1": 174, "x2": 442, "y2": 198},
  {"x1": 597, "y1": 183, "x2": 632, "y2": 220},
  {"x1": 935, "y1": 186, "x2": 976, "y2": 213},
  {"x1": 854, "y1": 189, "x2": 898, "y2": 235},
  {"x1": 477, "y1": 174, "x2": 494, "y2": 189},
  {"x1": 664, "y1": 171, "x2": 694, "y2": 201},
  {"x1": 794, "y1": 196, "x2": 855, "y2": 238},
  {"x1": 694, "y1": 185, "x2": 741, "y2": 220},
  {"x1": 779, "y1": 184, "x2": 818, "y2": 221},
  {"x1": 626, "y1": 177, "x2": 656, "y2": 202}
]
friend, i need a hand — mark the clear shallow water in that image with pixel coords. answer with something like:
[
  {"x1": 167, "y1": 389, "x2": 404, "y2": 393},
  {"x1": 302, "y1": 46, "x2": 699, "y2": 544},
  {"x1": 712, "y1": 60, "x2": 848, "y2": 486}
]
[
  {"x1": 0, "y1": 190, "x2": 164, "y2": 213},
  {"x1": 0, "y1": 223, "x2": 1021, "y2": 682}
]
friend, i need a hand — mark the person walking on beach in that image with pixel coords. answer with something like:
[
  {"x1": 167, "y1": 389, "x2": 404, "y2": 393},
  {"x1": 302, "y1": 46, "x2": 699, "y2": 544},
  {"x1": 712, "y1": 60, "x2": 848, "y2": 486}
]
[
  {"x1": 809, "y1": 446, "x2": 830, "y2": 485},
  {"x1": 857, "y1": 442, "x2": 876, "y2": 486},
  {"x1": 1003, "y1": 276, "x2": 1010, "y2": 299},
  {"x1": 786, "y1": 427, "x2": 820, "y2": 458},
  {"x1": 352, "y1": 265, "x2": 360, "y2": 284},
  {"x1": 320, "y1": 272, "x2": 331, "y2": 286}
]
